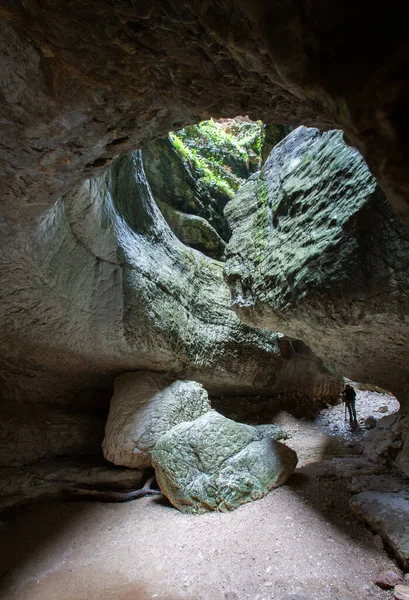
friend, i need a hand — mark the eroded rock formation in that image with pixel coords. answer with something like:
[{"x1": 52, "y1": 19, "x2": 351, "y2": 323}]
[
  {"x1": 350, "y1": 490, "x2": 409, "y2": 569},
  {"x1": 142, "y1": 137, "x2": 229, "y2": 260},
  {"x1": 103, "y1": 373, "x2": 211, "y2": 468},
  {"x1": 225, "y1": 127, "x2": 409, "y2": 402},
  {"x1": 0, "y1": 142, "x2": 340, "y2": 507},
  {"x1": 152, "y1": 411, "x2": 297, "y2": 514}
]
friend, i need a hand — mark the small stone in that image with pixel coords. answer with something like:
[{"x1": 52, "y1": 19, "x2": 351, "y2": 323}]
[
  {"x1": 373, "y1": 534, "x2": 384, "y2": 551},
  {"x1": 378, "y1": 406, "x2": 389, "y2": 413},
  {"x1": 365, "y1": 416, "x2": 377, "y2": 429},
  {"x1": 394, "y1": 584, "x2": 409, "y2": 600},
  {"x1": 225, "y1": 593, "x2": 238, "y2": 600},
  {"x1": 373, "y1": 570, "x2": 404, "y2": 589}
]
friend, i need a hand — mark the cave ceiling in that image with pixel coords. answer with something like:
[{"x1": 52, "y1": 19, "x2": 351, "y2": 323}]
[{"x1": 1, "y1": 0, "x2": 409, "y2": 224}]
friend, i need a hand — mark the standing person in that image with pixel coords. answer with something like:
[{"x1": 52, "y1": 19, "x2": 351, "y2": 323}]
[{"x1": 341, "y1": 383, "x2": 358, "y2": 428}]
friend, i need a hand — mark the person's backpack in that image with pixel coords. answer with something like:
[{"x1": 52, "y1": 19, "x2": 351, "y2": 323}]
[{"x1": 345, "y1": 387, "x2": 356, "y2": 402}]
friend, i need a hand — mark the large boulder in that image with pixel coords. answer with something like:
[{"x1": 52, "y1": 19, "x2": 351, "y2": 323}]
[
  {"x1": 225, "y1": 127, "x2": 409, "y2": 403},
  {"x1": 151, "y1": 411, "x2": 297, "y2": 514},
  {"x1": 102, "y1": 372, "x2": 211, "y2": 468}
]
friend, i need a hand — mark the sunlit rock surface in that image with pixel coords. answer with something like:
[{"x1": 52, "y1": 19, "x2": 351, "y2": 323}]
[
  {"x1": 142, "y1": 136, "x2": 229, "y2": 260},
  {"x1": 152, "y1": 411, "x2": 297, "y2": 514},
  {"x1": 102, "y1": 373, "x2": 211, "y2": 468},
  {"x1": 225, "y1": 127, "x2": 409, "y2": 403}
]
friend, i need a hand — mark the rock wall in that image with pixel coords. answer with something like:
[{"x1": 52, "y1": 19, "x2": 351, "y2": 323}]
[
  {"x1": 225, "y1": 127, "x2": 409, "y2": 403},
  {"x1": 0, "y1": 148, "x2": 340, "y2": 474},
  {"x1": 142, "y1": 136, "x2": 229, "y2": 260}
]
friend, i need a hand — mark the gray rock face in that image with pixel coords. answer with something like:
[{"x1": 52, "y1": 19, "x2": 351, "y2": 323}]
[
  {"x1": 363, "y1": 413, "x2": 409, "y2": 478},
  {"x1": 0, "y1": 405, "x2": 105, "y2": 468},
  {"x1": 0, "y1": 149, "x2": 339, "y2": 476},
  {"x1": 225, "y1": 127, "x2": 409, "y2": 403},
  {"x1": 102, "y1": 372, "x2": 211, "y2": 468},
  {"x1": 350, "y1": 490, "x2": 409, "y2": 569},
  {"x1": 151, "y1": 411, "x2": 297, "y2": 514},
  {"x1": 142, "y1": 137, "x2": 229, "y2": 259}
]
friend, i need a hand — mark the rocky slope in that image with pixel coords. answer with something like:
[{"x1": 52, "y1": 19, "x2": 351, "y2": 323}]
[{"x1": 225, "y1": 127, "x2": 409, "y2": 403}]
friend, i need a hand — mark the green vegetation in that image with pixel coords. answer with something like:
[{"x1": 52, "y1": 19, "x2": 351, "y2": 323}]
[
  {"x1": 169, "y1": 118, "x2": 264, "y2": 201},
  {"x1": 169, "y1": 131, "x2": 236, "y2": 198},
  {"x1": 320, "y1": 362, "x2": 336, "y2": 375}
]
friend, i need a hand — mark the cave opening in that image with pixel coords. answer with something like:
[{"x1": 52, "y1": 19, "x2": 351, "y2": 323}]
[{"x1": 2, "y1": 3, "x2": 409, "y2": 596}]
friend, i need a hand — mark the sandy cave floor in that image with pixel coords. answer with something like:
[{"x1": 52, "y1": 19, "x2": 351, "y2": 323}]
[{"x1": 0, "y1": 388, "x2": 403, "y2": 600}]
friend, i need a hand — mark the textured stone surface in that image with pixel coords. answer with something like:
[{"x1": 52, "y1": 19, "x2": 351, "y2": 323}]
[
  {"x1": 225, "y1": 127, "x2": 409, "y2": 403},
  {"x1": 0, "y1": 405, "x2": 106, "y2": 468},
  {"x1": 0, "y1": 149, "x2": 339, "y2": 472},
  {"x1": 1, "y1": 150, "x2": 339, "y2": 404},
  {"x1": 142, "y1": 137, "x2": 229, "y2": 259},
  {"x1": 395, "y1": 585, "x2": 409, "y2": 600},
  {"x1": 348, "y1": 474, "x2": 409, "y2": 494},
  {"x1": 372, "y1": 570, "x2": 404, "y2": 590},
  {"x1": 102, "y1": 372, "x2": 211, "y2": 468},
  {"x1": 260, "y1": 124, "x2": 293, "y2": 165},
  {"x1": 152, "y1": 411, "x2": 298, "y2": 514},
  {"x1": 363, "y1": 413, "x2": 409, "y2": 478},
  {"x1": 350, "y1": 490, "x2": 409, "y2": 569}
]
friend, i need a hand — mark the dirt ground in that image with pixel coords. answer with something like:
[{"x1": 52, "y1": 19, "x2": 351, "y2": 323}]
[{"x1": 0, "y1": 387, "x2": 403, "y2": 600}]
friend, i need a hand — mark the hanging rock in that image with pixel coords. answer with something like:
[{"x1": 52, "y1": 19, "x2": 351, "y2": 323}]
[
  {"x1": 151, "y1": 410, "x2": 297, "y2": 514},
  {"x1": 102, "y1": 372, "x2": 211, "y2": 468},
  {"x1": 224, "y1": 126, "x2": 409, "y2": 403}
]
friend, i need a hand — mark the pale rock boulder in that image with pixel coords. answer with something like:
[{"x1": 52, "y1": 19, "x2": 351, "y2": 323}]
[
  {"x1": 152, "y1": 411, "x2": 297, "y2": 514},
  {"x1": 102, "y1": 372, "x2": 211, "y2": 468}
]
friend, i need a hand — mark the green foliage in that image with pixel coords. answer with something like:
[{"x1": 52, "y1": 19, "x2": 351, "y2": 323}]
[
  {"x1": 320, "y1": 362, "x2": 336, "y2": 375},
  {"x1": 169, "y1": 131, "x2": 236, "y2": 198},
  {"x1": 236, "y1": 121, "x2": 264, "y2": 156},
  {"x1": 169, "y1": 118, "x2": 264, "y2": 202}
]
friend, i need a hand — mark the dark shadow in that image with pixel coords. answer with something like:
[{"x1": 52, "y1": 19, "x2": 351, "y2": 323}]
[{"x1": 211, "y1": 394, "x2": 339, "y2": 424}]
